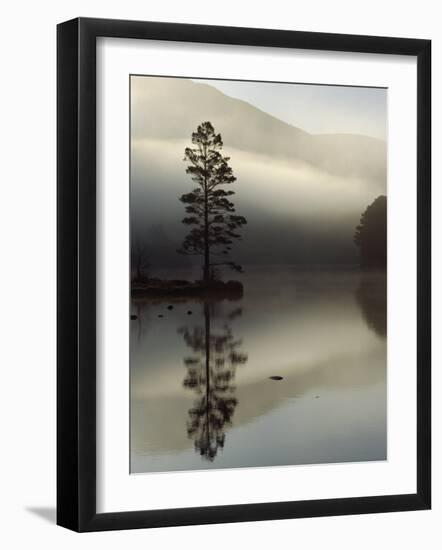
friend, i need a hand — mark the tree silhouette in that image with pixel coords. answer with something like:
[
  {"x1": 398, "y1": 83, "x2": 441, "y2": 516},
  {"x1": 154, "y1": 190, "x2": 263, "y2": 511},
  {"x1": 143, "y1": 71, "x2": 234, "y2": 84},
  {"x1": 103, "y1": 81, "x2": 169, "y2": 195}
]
[
  {"x1": 355, "y1": 275, "x2": 387, "y2": 338},
  {"x1": 354, "y1": 195, "x2": 387, "y2": 268},
  {"x1": 179, "y1": 301, "x2": 248, "y2": 461},
  {"x1": 178, "y1": 122, "x2": 247, "y2": 283},
  {"x1": 131, "y1": 238, "x2": 150, "y2": 282}
]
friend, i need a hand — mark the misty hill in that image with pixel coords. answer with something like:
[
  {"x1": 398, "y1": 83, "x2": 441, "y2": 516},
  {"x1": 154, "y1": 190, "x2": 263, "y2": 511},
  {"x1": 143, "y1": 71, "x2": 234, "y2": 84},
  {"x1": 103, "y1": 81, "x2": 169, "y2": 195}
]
[
  {"x1": 132, "y1": 77, "x2": 386, "y2": 183},
  {"x1": 130, "y1": 77, "x2": 387, "y2": 269}
]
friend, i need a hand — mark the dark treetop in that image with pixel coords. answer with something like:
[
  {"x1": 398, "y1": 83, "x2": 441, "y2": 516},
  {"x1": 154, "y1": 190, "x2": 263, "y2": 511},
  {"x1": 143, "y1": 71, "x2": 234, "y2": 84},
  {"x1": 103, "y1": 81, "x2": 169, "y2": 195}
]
[{"x1": 354, "y1": 195, "x2": 387, "y2": 268}]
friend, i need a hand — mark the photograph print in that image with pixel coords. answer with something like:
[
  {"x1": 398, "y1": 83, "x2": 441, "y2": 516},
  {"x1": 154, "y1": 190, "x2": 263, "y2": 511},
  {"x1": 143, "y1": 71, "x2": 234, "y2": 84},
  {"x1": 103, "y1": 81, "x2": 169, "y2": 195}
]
[{"x1": 130, "y1": 75, "x2": 387, "y2": 474}]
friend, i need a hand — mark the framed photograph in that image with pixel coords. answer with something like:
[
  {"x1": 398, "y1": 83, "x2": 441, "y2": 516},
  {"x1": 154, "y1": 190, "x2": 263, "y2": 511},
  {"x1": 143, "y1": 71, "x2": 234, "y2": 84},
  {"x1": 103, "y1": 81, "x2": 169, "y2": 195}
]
[{"x1": 57, "y1": 17, "x2": 431, "y2": 532}]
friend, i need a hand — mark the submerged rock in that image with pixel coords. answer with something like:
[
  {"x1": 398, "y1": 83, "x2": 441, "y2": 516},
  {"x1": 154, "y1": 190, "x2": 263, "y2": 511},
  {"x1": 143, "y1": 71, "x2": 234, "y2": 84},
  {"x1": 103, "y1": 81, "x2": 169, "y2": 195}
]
[
  {"x1": 130, "y1": 314, "x2": 137, "y2": 320},
  {"x1": 167, "y1": 305, "x2": 174, "y2": 310},
  {"x1": 187, "y1": 310, "x2": 192, "y2": 315},
  {"x1": 269, "y1": 376, "x2": 283, "y2": 381}
]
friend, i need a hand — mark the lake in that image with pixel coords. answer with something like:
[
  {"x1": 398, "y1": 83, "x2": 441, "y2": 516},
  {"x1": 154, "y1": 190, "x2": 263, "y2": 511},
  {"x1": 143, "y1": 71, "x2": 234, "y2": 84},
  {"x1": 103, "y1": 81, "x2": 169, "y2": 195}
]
[{"x1": 130, "y1": 267, "x2": 386, "y2": 473}]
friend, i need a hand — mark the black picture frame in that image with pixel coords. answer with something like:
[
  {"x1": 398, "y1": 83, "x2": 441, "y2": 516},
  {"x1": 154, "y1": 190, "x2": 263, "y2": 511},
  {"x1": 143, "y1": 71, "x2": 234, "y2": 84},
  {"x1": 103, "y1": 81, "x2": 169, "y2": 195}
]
[{"x1": 57, "y1": 17, "x2": 431, "y2": 532}]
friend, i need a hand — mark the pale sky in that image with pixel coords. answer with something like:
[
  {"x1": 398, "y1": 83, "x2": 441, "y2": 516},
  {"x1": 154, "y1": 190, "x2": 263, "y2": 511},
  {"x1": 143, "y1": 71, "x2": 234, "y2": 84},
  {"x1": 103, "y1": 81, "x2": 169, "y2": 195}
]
[{"x1": 195, "y1": 79, "x2": 387, "y2": 140}]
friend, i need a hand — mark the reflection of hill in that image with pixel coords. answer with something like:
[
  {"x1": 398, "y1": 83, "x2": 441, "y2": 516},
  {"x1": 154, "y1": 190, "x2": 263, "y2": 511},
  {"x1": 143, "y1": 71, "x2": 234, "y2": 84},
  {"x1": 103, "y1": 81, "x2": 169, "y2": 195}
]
[
  {"x1": 131, "y1": 339, "x2": 385, "y2": 455},
  {"x1": 235, "y1": 346, "x2": 385, "y2": 428}
]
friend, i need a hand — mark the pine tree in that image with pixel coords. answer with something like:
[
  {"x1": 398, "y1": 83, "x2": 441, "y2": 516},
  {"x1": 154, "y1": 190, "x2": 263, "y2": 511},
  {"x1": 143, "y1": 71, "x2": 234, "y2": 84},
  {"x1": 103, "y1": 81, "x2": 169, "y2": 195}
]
[{"x1": 178, "y1": 122, "x2": 247, "y2": 282}]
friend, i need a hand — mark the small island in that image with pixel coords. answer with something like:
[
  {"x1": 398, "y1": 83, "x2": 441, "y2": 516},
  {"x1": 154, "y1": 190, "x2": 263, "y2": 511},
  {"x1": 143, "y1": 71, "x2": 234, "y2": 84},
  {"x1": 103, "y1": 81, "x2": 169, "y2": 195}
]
[{"x1": 131, "y1": 278, "x2": 243, "y2": 299}]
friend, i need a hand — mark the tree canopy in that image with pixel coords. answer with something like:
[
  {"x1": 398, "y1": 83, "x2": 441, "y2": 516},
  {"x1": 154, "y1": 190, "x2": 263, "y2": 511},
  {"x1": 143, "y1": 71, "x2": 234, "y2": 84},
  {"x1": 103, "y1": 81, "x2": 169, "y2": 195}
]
[{"x1": 354, "y1": 195, "x2": 387, "y2": 268}]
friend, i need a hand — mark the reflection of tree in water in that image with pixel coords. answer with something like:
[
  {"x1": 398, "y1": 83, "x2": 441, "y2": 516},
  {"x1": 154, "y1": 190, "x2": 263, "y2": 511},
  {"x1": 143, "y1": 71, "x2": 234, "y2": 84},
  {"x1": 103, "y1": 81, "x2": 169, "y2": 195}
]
[
  {"x1": 179, "y1": 301, "x2": 248, "y2": 461},
  {"x1": 131, "y1": 301, "x2": 150, "y2": 343},
  {"x1": 355, "y1": 274, "x2": 387, "y2": 338}
]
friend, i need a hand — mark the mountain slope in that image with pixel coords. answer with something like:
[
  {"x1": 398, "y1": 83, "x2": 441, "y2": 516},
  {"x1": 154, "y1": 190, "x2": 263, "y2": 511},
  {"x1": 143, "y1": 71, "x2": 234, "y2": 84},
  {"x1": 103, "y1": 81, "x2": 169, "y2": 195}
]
[{"x1": 131, "y1": 77, "x2": 386, "y2": 183}]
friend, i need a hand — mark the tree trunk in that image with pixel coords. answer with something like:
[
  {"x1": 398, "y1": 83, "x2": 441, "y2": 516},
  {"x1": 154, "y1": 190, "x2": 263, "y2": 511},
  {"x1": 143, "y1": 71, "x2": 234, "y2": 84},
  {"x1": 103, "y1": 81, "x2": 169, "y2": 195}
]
[
  {"x1": 203, "y1": 213, "x2": 210, "y2": 283},
  {"x1": 203, "y1": 151, "x2": 210, "y2": 283},
  {"x1": 203, "y1": 202, "x2": 209, "y2": 280}
]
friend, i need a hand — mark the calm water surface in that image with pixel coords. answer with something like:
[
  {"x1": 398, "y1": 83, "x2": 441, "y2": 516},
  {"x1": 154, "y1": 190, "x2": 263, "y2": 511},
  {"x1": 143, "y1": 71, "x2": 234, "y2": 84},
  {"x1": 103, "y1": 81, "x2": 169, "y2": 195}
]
[{"x1": 130, "y1": 268, "x2": 386, "y2": 473}]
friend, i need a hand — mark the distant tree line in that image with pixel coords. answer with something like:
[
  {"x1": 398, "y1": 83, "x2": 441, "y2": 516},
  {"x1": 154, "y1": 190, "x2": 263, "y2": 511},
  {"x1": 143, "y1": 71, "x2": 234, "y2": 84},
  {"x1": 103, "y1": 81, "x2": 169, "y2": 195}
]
[{"x1": 354, "y1": 195, "x2": 386, "y2": 268}]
